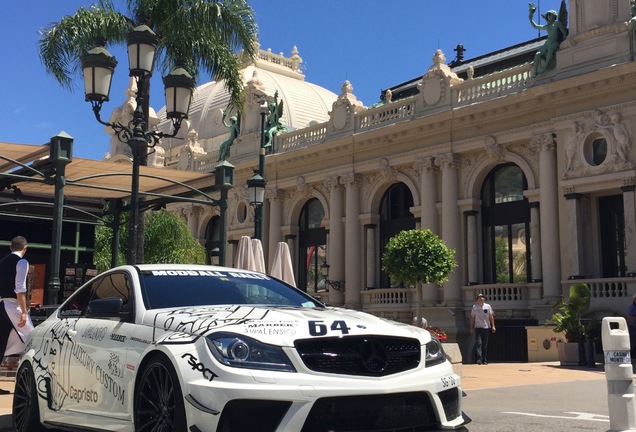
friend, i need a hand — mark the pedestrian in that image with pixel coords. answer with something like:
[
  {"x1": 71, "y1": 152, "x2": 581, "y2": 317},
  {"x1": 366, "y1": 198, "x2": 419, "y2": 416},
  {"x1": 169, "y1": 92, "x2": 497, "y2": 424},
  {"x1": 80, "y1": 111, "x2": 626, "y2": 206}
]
[
  {"x1": 470, "y1": 293, "x2": 496, "y2": 365},
  {"x1": 626, "y1": 293, "x2": 636, "y2": 365},
  {"x1": 0, "y1": 236, "x2": 34, "y2": 393}
]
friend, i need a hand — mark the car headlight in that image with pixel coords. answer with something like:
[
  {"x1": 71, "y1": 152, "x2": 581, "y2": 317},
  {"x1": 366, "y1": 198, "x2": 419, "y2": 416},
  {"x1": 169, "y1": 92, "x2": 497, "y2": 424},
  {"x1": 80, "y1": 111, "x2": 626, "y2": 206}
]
[
  {"x1": 206, "y1": 333, "x2": 296, "y2": 372},
  {"x1": 425, "y1": 336, "x2": 447, "y2": 367}
]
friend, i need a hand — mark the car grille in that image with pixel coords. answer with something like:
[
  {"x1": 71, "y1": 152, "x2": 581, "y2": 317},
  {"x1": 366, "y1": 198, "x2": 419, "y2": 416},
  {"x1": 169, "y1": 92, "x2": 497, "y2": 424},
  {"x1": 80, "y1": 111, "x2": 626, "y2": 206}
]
[
  {"x1": 294, "y1": 336, "x2": 420, "y2": 377},
  {"x1": 301, "y1": 392, "x2": 439, "y2": 432}
]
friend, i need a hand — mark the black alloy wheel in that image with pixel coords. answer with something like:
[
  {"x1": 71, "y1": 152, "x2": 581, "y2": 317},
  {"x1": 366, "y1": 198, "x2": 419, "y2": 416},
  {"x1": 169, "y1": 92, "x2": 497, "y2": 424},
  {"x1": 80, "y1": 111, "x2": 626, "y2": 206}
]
[
  {"x1": 13, "y1": 362, "x2": 45, "y2": 432},
  {"x1": 134, "y1": 355, "x2": 187, "y2": 432}
]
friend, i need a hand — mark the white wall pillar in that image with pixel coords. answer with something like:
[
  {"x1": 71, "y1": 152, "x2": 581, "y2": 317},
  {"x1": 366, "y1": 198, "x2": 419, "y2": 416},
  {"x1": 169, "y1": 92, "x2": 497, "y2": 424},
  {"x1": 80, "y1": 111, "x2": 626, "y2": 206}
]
[
  {"x1": 465, "y1": 210, "x2": 479, "y2": 285},
  {"x1": 341, "y1": 173, "x2": 361, "y2": 309},
  {"x1": 365, "y1": 224, "x2": 377, "y2": 289},
  {"x1": 417, "y1": 157, "x2": 439, "y2": 233},
  {"x1": 529, "y1": 202, "x2": 543, "y2": 281},
  {"x1": 535, "y1": 133, "x2": 562, "y2": 300},
  {"x1": 622, "y1": 183, "x2": 636, "y2": 274},
  {"x1": 436, "y1": 153, "x2": 462, "y2": 305},
  {"x1": 326, "y1": 176, "x2": 345, "y2": 305},
  {"x1": 266, "y1": 189, "x2": 283, "y2": 271},
  {"x1": 565, "y1": 192, "x2": 584, "y2": 277}
]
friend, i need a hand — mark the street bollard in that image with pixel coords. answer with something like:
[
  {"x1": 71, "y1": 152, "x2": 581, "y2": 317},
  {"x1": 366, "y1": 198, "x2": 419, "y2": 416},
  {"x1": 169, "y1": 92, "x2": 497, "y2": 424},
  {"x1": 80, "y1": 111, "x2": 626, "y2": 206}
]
[{"x1": 602, "y1": 317, "x2": 636, "y2": 432}]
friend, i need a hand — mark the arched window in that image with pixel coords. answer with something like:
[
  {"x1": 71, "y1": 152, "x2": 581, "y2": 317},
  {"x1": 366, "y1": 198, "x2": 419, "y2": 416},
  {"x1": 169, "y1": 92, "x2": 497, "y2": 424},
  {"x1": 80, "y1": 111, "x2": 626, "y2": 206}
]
[
  {"x1": 481, "y1": 164, "x2": 531, "y2": 284},
  {"x1": 379, "y1": 183, "x2": 415, "y2": 287},
  {"x1": 298, "y1": 199, "x2": 326, "y2": 293}
]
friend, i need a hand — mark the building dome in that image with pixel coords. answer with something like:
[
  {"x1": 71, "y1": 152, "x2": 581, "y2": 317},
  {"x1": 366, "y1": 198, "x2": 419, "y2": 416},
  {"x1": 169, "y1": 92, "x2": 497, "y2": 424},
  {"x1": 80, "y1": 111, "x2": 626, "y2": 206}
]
[{"x1": 157, "y1": 46, "x2": 338, "y2": 151}]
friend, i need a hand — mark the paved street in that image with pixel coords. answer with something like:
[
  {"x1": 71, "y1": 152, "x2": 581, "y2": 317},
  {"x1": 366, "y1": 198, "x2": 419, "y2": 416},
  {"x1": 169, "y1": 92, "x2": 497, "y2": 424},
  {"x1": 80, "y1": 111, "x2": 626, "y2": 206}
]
[{"x1": 0, "y1": 362, "x2": 614, "y2": 431}]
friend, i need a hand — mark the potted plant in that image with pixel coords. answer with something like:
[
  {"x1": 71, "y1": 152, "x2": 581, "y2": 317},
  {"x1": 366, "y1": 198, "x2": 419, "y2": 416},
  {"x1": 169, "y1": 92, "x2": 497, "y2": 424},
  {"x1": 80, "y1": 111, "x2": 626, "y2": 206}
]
[{"x1": 546, "y1": 283, "x2": 591, "y2": 366}]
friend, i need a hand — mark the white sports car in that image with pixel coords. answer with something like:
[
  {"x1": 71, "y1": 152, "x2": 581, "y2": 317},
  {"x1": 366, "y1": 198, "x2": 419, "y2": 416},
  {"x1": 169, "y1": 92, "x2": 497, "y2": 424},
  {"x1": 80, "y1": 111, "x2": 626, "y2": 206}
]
[{"x1": 13, "y1": 264, "x2": 466, "y2": 432}]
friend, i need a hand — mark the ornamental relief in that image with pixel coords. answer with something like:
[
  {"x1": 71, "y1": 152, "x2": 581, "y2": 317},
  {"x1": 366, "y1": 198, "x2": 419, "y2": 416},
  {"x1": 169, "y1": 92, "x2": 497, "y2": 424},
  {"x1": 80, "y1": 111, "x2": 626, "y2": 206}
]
[{"x1": 563, "y1": 110, "x2": 633, "y2": 179}]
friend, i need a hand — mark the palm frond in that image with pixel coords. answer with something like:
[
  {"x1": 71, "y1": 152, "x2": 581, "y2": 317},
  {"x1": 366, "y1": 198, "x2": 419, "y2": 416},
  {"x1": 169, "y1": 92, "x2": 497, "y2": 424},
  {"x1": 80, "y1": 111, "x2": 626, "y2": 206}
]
[{"x1": 38, "y1": 1, "x2": 130, "y2": 90}]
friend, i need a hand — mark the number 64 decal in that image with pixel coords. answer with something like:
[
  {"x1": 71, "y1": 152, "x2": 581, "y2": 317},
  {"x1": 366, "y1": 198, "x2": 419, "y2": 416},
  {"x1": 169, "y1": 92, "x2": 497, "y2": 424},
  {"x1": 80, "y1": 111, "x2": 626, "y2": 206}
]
[{"x1": 308, "y1": 320, "x2": 350, "y2": 336}]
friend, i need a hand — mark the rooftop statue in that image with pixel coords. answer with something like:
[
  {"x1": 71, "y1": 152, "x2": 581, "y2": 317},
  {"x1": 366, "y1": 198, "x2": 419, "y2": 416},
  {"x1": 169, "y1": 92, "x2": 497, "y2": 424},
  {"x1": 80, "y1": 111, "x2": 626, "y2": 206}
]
[
  {"x1": 263, "y1": 91, "x2": 287, "y2": 149},
  {"x1": 528, "y1": 2, "x2": 568, "y2": 77},
  {"x1": 217, "y1": 109, "x2": 240, "y2": 161}
]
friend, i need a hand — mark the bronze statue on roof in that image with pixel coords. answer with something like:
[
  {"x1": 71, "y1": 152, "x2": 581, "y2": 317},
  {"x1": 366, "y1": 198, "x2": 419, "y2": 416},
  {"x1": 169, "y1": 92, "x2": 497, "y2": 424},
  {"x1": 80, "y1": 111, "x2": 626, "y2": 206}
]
[{"x1": 528, "y1": 1, "x2": 568, "y2": 77}]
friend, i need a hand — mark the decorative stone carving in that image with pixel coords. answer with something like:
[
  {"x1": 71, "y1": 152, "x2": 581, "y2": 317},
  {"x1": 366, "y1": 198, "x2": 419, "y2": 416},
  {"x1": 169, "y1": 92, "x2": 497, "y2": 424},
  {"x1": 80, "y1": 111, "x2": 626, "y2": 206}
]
[
  {"x1": 177, "y1": 129, "x2": 206, "y2": 170},
  {"x1": 416, "y1": 49, "x2": 463, "y2": 112},
  {"x1": 379, "y1": 158, "x2": 397, "y2": 182},
  {"x1": 484, "y1": 136, "x2": 507, "y2": 161},
  {"x1": 147, "y1": 145, "x2": 165, "y2": 167},
  {"x1": 329, "y1": 80, "x2": 365, "y2": 132},
  {"x1": 297, "y1": 176, "x2": 311, "y2": 197},
  {"x1": 563, "y1": 111, "x2": 633, "y2": 178}
]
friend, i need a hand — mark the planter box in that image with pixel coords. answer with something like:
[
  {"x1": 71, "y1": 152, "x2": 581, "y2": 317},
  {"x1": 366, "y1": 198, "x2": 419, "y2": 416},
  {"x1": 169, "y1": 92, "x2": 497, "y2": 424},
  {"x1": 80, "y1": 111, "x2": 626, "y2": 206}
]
[{"x1": 557, "y1": 341, "x2": 580, "y2": 366}]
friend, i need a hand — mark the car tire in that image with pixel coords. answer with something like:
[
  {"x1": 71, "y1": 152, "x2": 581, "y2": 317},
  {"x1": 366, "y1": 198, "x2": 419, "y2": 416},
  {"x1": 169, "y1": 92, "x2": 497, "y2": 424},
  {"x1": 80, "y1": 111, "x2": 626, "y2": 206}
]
[
  {"x1": 134, "y1": 354, "x2": 187, "y2": 432},
  {"x1": 13, "y1": 362, "x2": 46, "y2": 432}
]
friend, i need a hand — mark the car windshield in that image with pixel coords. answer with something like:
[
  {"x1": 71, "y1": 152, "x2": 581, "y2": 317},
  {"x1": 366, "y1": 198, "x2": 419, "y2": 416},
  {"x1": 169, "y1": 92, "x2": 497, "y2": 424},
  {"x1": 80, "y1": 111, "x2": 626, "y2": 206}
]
[{"x1": 139, "y1": 269, "x2": 323, "y2": 310}]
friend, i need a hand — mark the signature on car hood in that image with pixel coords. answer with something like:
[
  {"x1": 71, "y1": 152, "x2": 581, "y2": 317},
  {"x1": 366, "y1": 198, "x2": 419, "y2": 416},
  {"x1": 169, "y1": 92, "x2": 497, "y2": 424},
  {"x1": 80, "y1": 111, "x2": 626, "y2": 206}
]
[{"x1": 145, "y1": 305, "x2": 430, "y2": 346}]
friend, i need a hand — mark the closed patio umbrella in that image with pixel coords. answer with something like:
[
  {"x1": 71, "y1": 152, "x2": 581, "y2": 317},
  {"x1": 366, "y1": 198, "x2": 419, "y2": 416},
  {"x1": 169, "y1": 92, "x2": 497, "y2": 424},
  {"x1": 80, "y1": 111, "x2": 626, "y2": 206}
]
[
  {"x1": 235, "y1": 236, "x2": 255, "y2": 271},
  {"x1": 271, "y1": 242, "x2": 296, "y2": 287},
  {"x1": 251, "y1": 238, "x2": 266, "y2": 274}
]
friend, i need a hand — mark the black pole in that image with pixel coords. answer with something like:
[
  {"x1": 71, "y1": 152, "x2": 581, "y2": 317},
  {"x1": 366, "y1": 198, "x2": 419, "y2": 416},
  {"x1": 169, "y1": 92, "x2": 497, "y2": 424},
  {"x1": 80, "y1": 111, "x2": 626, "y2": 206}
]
[
  {"x1": 219, "y1": 188, "x2": 228, "y2": 266},
  {"x1": 256, "y1": 107, "x2": 267, "y2": 240},
  {"x1": 126, "y1": 81, "x2": 149, "y2": 265},
  {"x1": 47, "y1": 133, "x2": 73, "y2": 305},
  {"x1": 110, "y1": 199, "x2": 122, "y2": 268}
]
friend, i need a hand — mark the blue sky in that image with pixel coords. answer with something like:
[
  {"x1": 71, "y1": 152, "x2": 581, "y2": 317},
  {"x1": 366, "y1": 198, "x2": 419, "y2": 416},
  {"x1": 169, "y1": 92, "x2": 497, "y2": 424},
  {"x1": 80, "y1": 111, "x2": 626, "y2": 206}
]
[{"x1": 1, "y1": 1, "x2": 550, "y2": 160}]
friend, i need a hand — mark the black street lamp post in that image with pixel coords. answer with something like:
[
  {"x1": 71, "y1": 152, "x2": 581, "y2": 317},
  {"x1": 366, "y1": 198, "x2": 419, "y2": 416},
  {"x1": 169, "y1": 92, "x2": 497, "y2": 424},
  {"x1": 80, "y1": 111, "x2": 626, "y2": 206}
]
[
  {"x1": 246, "y1": 101, "x2": 269, "y2": 240},
  {"x1": 81, "y1": 26, "x2": 195, "y2": 265},
  {"x1": 46, "y1": 132, "x2": 73, "y2": 304}
]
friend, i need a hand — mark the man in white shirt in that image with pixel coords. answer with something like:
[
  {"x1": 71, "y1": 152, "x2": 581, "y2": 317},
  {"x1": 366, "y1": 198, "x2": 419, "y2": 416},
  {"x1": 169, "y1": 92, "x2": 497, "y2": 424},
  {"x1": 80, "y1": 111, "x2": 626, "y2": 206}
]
[
  {"x1": 469, "y1": 293, "x2": 496, "y2": 365},
  {"x1": 0, "y1": 236, "x2": 34, "y2": 393}
]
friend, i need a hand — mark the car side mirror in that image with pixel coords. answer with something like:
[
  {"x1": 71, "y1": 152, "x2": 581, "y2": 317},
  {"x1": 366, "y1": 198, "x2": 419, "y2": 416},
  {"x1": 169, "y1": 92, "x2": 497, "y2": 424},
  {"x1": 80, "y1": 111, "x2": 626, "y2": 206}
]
[{"x1": 85, "y1": 297, "x2": 124, "y2": 319}]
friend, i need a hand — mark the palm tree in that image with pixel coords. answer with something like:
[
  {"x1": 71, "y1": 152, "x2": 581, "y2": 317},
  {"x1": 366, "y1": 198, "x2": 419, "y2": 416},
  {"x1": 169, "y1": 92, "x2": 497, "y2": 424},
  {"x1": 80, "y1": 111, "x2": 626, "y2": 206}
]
[
  {"x1": 38, "y1": 0, "x2": 257, "y2": 110},
  {"x1": 39, "y1": 0, "x2": 257, "y2": 264}
]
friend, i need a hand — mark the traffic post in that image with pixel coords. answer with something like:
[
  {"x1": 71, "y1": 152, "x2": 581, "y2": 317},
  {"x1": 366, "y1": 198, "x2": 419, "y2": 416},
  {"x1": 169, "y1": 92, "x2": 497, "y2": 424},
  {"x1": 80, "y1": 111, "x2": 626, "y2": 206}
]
[{"x1": 602, "y1": 316, "x2": 636, "y2": 431}]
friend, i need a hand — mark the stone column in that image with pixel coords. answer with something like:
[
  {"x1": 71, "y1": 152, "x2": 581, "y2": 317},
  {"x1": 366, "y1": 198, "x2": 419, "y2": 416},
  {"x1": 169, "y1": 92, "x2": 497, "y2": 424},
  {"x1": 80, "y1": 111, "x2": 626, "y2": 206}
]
[
  {"x1": 186, "y1": 205, "x2": 204, "y2": 241},
  {"x1": 416, "y1": 157, "x2": 439, "y2": 232},
  {"x1": 534, "y1": 133, "x2": 561, "y2": 300},
  {"x1": 622, "y1": 182, "x2": 636, "y2": 274},
  {"x1": 437, "y1": 153, "x2": 462, "y2": 304},
  {"x1": 325, "y1": 176, "x2": 345, "y2": 305},
  {"x1": 529, "y1": 202, "x2": 543, "y2": 281},
  {"x1": 365, "y1": 224, "x2": 377, "y2": 289},
  {"x1": 266, "y1": 189, "x2": 283, "y2": 270},
  {"x1": 465, "y1": 210, "x2": 479, "y2": 285},
  {"x1": 341, "y1": 173, "x2": 361, "y2": 309},
  {"x1": 564, "y1": 191, "x2": 584, "y2": 278},
  {"x1": 417, "y1": 157, "x2": 440, "y2": 304}
]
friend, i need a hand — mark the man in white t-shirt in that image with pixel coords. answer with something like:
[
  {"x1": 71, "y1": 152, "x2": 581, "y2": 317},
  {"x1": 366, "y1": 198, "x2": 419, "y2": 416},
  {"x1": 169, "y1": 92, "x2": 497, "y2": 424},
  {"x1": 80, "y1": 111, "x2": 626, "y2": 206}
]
[{"x1": 469, "y1": 293, "x2": 496, "y2": 365}]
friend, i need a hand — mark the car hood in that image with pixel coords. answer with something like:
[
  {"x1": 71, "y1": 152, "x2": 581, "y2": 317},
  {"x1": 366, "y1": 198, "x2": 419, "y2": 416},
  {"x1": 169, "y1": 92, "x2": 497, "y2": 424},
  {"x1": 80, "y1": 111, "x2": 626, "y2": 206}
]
[{"x1": 144, "y1": 305, "x2": 430, "y2": 346}]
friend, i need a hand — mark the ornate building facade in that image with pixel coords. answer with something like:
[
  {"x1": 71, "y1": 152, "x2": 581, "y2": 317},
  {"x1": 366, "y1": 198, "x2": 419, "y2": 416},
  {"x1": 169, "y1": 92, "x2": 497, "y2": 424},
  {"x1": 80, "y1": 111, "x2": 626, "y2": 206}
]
[{"x1": 106, "y1": 0, "x2": 636, "y2": 359}]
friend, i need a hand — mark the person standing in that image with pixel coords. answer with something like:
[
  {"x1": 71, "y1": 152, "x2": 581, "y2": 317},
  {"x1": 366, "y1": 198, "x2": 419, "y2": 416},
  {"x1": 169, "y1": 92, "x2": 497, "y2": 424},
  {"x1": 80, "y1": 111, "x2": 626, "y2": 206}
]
[
  {"x1": 470, "y1": 293, "x2": 496, "y2": 365},
  {"x1": 0, "y1": 236, "x2": 34, "y2": 391}
]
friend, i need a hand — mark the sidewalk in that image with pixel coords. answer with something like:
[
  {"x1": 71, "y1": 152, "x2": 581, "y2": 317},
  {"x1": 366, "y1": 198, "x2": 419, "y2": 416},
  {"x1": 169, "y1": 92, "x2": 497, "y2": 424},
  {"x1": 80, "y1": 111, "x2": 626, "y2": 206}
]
[
  {"x1": 0, "y1": 362, "x2": 611, "y2": 429},
  {"x1": 461, "y1": 361, "x2": 606, "y2": 391}
]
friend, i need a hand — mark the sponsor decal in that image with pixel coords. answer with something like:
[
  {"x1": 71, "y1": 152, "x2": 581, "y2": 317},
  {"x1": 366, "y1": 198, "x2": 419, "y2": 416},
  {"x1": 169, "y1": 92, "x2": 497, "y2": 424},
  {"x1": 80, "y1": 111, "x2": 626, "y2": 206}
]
[
  {"x1": 130, "y1": 336, "x2": 151, "y2": 344},
  {"x1": 95, "y1": 366, "x2": 125, "y2": 404},
  {"x1": 110, "y1": 333, "x2": 127, "y2": 343},
  {"x1": 150, "y1": 270, "x2": 270, "y2": 280},
  {"x1": 108, "y1": 353, "x2": 124, "y2": 378},
  {"x1": 69, "y1": 386, "x2": 99, "y2": 403},
  {"x1": 82, "y1": 324, "x2": 108, "y2": 341},
  {"x1": 244, "y1": 320, "x2": 298, "y2": 335},
  {"x1": 182, "y1": 353, "x2": 218, "y2": 382}
]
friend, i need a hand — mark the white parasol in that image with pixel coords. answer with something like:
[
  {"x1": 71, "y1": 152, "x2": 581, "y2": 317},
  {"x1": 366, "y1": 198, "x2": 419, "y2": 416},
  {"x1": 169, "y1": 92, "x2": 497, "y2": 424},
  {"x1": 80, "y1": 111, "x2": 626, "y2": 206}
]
[{"x1": 270, "y1": 242, "x2": 296, "y2": 287}]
